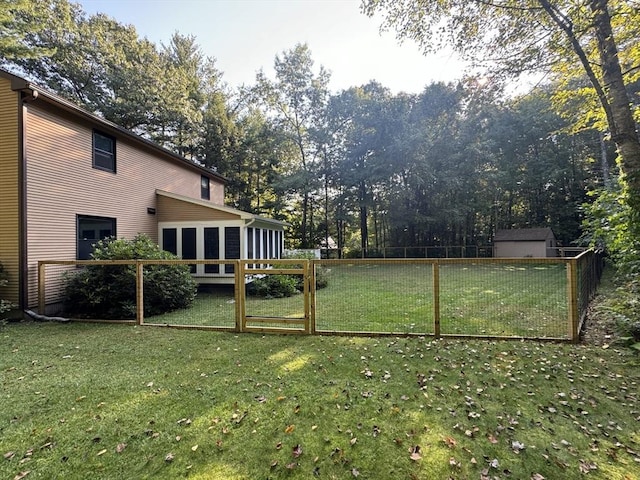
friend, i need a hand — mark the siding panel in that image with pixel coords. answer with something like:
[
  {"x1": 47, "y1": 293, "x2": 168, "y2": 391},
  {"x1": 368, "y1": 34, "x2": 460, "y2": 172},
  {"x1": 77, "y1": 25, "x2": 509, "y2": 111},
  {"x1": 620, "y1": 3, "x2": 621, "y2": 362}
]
[
  {"x1": 157, "y1": 194, "x2": 241, "y2": 222},
  {"x1": 24, "y1": 104, "x2": 225, "y2": 306},
  {"x1": 0, "y1": 78, "x2": 20, "y2": 304}
]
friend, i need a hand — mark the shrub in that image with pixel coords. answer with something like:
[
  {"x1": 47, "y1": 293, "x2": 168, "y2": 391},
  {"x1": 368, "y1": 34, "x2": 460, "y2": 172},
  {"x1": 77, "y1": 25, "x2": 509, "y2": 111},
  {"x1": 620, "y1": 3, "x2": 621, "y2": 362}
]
[
  {"x1": 64, "y1": 234, "x2": 197, "y2": 319},
  {"x1": 281, "y1": 250, "x2": 330, "y2": 290},
  {"x1": 246, "y1": 251, "x2": 330, "y2": 299},
  {"x1": 246, "y1": 274, "x2": 299, "y2": 299}
]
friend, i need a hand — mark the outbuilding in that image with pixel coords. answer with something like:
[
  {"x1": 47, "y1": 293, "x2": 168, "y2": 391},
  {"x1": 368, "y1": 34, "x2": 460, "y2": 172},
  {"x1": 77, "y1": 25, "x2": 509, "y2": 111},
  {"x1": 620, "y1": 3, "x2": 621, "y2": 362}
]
[{"x1": 493, "y1": 228, "x2": 558, "y2": 258}]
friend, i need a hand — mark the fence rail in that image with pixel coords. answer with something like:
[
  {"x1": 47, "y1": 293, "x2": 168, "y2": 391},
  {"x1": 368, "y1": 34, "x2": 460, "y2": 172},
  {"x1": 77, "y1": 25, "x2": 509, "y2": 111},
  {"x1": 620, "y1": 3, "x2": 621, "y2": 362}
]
[{"x1": 37, "y1": 251, "x2": 603, "y2": 342}]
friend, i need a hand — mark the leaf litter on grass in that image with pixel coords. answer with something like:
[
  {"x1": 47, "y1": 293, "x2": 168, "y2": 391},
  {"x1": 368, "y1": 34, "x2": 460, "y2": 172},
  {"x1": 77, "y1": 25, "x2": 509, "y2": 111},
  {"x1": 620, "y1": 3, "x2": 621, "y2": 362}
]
[{"x1": 1, "y1": 322, "x2": 639, "y2": 480}]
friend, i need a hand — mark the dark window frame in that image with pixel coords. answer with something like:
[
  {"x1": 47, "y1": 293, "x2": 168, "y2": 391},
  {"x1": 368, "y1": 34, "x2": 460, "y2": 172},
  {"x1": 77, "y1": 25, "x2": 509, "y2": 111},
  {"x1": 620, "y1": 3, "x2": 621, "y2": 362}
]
[
  {"x1": 201, "y1": 175, "x2": 210, "y2": 200},
  {"x1": 77, "y1": 214, "x2": 116, "y2": 260},
  {"x1": 93, "y1": 130, "x2": 116, "y2": 173}
]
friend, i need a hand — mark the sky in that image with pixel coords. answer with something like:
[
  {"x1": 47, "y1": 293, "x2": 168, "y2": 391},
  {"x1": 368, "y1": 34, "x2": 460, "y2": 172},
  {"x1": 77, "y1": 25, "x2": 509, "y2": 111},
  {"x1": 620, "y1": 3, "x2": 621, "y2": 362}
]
[{"x1": 76, "y1": 0, "x2": 468, "y2": 94}]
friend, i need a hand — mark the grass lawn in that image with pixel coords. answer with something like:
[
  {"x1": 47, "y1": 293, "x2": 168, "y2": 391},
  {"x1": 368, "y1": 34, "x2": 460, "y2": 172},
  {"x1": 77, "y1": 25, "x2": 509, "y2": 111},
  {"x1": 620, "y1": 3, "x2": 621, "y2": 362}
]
[
  {"x1": 2, "y1": 283, "x2": 639, "y2": 480},
  {"x1": 149, "y1": 262, "x2": 569, "y2": 338}
]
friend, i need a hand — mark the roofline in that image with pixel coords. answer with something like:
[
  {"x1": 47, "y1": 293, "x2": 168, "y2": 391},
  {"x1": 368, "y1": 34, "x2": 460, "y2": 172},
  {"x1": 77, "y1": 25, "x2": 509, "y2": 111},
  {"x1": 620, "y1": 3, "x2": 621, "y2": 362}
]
[
  {"x1": 156, "y1": 190, "x2": 290, "y2": 227},
  {"x1": 1, "y1": 68, "x2": 227, "y2": 184}
]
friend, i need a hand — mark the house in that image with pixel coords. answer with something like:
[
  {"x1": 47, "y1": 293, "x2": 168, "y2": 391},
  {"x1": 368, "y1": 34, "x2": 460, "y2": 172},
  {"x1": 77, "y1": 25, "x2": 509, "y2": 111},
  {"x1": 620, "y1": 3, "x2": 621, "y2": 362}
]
[
  {"x1": 493, "y1": 228, "x2": 558, "y2": 258},
  {"x1": 0, "y1": 69, "x2": 286, "y2": 313}
]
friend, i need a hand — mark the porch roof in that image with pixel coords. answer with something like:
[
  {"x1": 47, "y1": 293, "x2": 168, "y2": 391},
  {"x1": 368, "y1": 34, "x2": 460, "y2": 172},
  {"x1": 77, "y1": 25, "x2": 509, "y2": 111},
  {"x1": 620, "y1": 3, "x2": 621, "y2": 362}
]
[{"x1": 156, "y1": 190, "x2": 288, "y2": 228}]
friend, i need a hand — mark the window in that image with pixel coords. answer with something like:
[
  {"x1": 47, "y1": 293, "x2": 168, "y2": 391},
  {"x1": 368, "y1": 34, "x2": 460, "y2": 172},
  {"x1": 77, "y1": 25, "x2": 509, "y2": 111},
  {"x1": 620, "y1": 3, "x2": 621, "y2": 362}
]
[
  {"x1": 204, "y1": 227, "x2": 220, "y2": 273},
  {"x1": 182, "y1": 228, "x2": 197, "y2": 273},
  {"x1": 77, "y1": 215, "x2": 116, "y2": 260},
  {"x1": 225, "y1": 227, "x2": 240, "y2": 273},
  {"x1": 93, "y1": 131, "x2": 116, "y2": 172},
  {"x1": 201, "y1": 175, "x2": 210, "y2": 200},
  {"x1": 162, "y1": 228, "x2": 177, "y2": 255}
]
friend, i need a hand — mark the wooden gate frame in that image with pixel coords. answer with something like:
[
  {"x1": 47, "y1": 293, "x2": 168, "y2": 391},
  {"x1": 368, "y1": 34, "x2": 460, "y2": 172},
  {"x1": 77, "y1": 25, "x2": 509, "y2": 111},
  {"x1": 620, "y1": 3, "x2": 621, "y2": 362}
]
[{"x1": 237, "y1": 259, "x2": 313, "y2": 334}]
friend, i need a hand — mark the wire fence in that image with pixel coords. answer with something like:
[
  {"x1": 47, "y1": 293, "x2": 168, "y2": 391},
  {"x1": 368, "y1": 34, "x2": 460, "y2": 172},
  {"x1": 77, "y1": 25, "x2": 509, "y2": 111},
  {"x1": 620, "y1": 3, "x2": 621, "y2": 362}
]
[{"x1": 37, "y1": 250, "x2": 603, "y2": 341}]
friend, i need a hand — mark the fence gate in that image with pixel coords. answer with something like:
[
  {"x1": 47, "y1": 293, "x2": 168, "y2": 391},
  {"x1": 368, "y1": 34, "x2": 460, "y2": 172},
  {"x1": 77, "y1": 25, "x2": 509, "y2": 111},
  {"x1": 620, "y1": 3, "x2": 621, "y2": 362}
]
[{"x1": 238, "y1": 260, "x2": 313, "y2": 334}]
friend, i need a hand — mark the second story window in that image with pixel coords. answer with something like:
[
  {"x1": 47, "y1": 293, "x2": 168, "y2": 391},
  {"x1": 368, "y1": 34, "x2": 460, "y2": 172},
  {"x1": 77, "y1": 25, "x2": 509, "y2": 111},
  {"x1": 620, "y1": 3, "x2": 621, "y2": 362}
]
[
  {"x1": 201, "y1": 175, "x2": 210, "y2": 200},
  {"x1": 93, "y1": 131, "x2": 116, "y2": 172}
]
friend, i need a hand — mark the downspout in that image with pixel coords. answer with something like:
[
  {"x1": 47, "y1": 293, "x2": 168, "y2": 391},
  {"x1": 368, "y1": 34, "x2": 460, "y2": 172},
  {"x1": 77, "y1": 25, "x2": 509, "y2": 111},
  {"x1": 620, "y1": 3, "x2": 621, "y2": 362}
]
[{"x1": 18, "y1": 88, "x2": 37, "y2": 312}]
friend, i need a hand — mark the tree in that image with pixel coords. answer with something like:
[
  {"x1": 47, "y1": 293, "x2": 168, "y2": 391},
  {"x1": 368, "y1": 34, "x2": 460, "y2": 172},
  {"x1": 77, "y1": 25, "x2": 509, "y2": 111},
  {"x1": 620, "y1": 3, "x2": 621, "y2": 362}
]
[
  {"x1": 362, "y1": 0, "x2": 640, "y2": 215},
  {"x1": 251, "y1": 43, "x2": 331, "y2": 248},
  {"x1": 0, "y1": 0, "x2": 51, "y2": 60}
]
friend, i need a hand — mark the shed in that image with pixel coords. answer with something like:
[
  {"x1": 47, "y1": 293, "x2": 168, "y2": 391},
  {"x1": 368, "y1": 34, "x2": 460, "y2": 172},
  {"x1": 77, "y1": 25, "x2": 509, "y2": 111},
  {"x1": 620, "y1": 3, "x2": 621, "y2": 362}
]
[{"x1": 493, "y1": 228, "x2": 558, "y2": 258}]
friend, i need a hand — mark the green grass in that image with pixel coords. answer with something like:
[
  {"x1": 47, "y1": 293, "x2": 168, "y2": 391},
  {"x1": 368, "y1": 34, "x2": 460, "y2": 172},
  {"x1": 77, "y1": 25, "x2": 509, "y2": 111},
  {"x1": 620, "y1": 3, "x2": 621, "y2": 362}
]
[
  {"x1": 1, "y1": 314, "x2": 639, "y2": 479},
  {"x1": 150, "y1": 263, "x2": 569, "y2": 338}
]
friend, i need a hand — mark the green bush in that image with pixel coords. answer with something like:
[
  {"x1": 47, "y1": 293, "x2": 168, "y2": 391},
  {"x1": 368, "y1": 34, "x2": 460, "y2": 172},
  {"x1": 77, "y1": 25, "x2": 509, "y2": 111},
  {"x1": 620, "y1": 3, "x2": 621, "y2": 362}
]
[
  {"x1": 63, "y1": 234, "x2": 197, "y2": 319},
  {"x1": 281, "y1": 250, "x2": 330, "y2": 290},
  {"x1": 246, "y1": 274, "x2": 299, "y2": 299}
]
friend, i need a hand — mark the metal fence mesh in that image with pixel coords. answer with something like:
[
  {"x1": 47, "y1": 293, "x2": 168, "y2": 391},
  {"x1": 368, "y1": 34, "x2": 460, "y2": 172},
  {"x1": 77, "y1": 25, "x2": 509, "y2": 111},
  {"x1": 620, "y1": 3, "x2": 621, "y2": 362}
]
[
  {"x1": 437, "y1": 262, "x2": 567, "y2": 338},
  {"x1": 37, "y1": 252, "x2": 602, "y2": 341},
  {"x1": 315, "y1": 261, "x2": 434, "y2": 334}
]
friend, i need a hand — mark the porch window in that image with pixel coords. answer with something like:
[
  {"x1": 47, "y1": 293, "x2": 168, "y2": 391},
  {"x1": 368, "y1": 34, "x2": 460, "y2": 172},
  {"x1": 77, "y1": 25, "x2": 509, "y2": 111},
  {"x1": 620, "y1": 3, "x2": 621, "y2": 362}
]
[
  {"x1": 182, "y1": 228, "x2": 197, "y2": 273},
  {"x1": 204, "y1": 227, "x2": 220, "y2": 273},
  {"x1": 225, "y1": 227, "x2": 240, "y2": 273},
  {"x1": 77, "y1": 215, "x2": 116, "y2": 260}
]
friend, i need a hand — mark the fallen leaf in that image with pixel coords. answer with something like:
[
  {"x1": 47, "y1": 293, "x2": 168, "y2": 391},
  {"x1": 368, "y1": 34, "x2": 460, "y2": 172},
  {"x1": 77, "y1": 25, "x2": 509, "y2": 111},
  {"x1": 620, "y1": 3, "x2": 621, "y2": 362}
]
[
  {"x1": 579, "y1": 460, "x2": 598, "y2": 473},
  {"x1": 352, "y1": 467, "x2": 360, "y2": 477},
  {"x1": 115, "y1": 443, "x2": 126, "y2": 453},
  {"x1": 96, "y1": 449, "x2": 107, "y2": 456},
  {"x1": 311, "y1": 425, "x2": 318, "y2": 431},
  {"x1": 286, "y1": 462, "x2": 297, "y2": 469},
  {"x1": 4, "y1": 451, "x2": 16, "y2": 460},
  {"x1": 285, "y1": 424, "x2": 295, "y2": 434},
  {"x1": 165, "y1": 453, "x2": 175, "y2": 462},
  {"x1": 443, "y1": 436, "x2": 457, "y2": 448},
  {"x1": 191, "y1": 445, "x2": 198, "y2": 452},
  {"x1": 531, "y1": 474, "x2": 545, "y2": 480},
  {"x1": 409, "y1": 445, "x2": 422, "y2": 461},
  {"x1": 13, "y1": 472, "x2": 30, "y2": 480},
  {"x1": 270, "y1": 459, "x2": 278, "y2": 469},
  {"x1": 292, "y1": 444, "x2": 303, "y2": 458},
  {"x1": 275, "y1": 442, "x2": 282, "y2": 450},
  {"x1": 350, "y1": 437, "x2": 357, "y2": 446}
]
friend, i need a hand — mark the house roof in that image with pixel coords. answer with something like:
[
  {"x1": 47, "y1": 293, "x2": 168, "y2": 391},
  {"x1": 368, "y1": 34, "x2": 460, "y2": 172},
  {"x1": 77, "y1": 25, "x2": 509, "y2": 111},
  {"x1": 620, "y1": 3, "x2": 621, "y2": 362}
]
[
  {"x1": 156, "y1": 190, "x2": 289, "y2": 227},
  {"x1": 0, "y1": 68, "x2": 227, "y2": 184},
  {"x1": 494, "y1": 228, "x2": 555, "y2": 242}
]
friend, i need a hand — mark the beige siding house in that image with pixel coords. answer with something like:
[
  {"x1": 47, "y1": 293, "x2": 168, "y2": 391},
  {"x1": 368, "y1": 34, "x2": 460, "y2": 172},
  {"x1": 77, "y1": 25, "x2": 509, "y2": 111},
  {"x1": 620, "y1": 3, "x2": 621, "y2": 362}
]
[
  {"x1": 493, "y1": 228, "x2": 558, "y2": 258},
  {"x1": 0, "y1": 69, "x2": 286, "y2": 313}
]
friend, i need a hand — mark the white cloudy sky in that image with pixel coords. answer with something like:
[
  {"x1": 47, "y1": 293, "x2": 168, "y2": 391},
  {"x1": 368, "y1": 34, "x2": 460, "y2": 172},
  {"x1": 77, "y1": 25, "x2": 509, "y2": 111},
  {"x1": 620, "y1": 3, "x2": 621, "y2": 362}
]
[{"x1": 76, "y1": 0, "x2": 469, "y2": 94}]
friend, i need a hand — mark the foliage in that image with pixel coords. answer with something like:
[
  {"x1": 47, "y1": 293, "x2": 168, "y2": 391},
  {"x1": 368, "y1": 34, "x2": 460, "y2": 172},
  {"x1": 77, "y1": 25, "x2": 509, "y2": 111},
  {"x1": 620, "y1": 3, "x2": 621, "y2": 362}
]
[
  {"x1": 246, "y1": 273, "x2": 299, "y2": 299},
  {"x1": 1, "y1": 322, "x2": 639, "y2": 480},
  {"x1": 582, "y1": 178, "x2": 640, "y2": 350},
  {"x1": 0, "y1": 0, "x2": 51, "y2": 60},
  {"x1": 63, "y1": 234, "x2": 196, "y2": 319},
  {"x1": 0, "y1": 262, "x2": 15, "y2": 319}
]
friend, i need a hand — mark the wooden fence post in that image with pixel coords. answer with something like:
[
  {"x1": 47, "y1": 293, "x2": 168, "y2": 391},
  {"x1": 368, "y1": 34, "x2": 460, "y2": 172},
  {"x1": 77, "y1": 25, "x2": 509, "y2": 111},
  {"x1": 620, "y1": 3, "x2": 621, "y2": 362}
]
[
  {"x1": 309, "y1": 260, "x2": 316, "y2": 334},
  {"x1": 566, "y1": 259, "x2": 579, "y2": 343},
  {"x1": 38, "y1": 261, "x2": 46, "y2": 314},
  {"x1": 136, "y1": 261, "x2": 144, "y2": 325},
  {"x1": 236, "y1": 260, "x2": 244, "y2": 333},
  {"x1": 433, "y1": 262, "x2": 441, "y2": 338}
]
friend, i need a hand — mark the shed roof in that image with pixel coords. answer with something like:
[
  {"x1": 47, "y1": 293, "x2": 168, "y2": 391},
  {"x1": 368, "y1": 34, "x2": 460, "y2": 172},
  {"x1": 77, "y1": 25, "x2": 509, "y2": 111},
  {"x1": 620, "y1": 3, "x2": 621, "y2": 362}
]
[{"x1": 494, "y1": 228, "x2": 555, "y2": 242}]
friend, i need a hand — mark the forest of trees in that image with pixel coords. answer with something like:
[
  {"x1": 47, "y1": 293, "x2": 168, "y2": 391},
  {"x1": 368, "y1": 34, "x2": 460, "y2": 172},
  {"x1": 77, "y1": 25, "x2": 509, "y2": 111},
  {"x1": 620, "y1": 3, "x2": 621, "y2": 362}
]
[{"x1": 1, "y1": 0, "x2": 638, "y2": 261}]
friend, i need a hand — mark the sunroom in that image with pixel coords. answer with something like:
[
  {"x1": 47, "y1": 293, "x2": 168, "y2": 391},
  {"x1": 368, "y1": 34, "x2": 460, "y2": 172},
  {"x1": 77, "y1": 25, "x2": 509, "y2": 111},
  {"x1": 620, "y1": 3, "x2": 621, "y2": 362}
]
[{"x1": 156, "y1": 190, "x2": 287, "y2": 284}]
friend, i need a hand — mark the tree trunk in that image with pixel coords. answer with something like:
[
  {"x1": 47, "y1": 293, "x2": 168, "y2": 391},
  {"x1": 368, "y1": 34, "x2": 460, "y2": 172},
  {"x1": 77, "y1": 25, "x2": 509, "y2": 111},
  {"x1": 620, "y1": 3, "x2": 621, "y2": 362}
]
[
  {"x1": 359, "y1": 181, "x2": 368, "y2": 257},
  {"x1": 590, "y1": 0, "x2": 640, "y2": 211}
]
